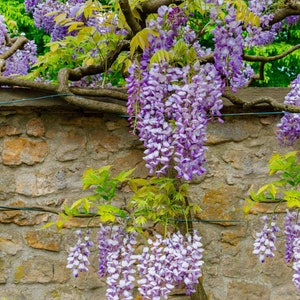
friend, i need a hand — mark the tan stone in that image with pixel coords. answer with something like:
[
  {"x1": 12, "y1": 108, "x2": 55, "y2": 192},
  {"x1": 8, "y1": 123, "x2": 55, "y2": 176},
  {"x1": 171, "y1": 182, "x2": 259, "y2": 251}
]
[
  {"x1": 0, "y1": 200, "x2": 49, "y2": 225},
  {"x1": 2, "y1": 137, "x2": 49, "y2": 165},
  {"x1": 0, "y1": 124, "x2": 21, "y2": 137},
  {"x1": 0, "y1": 236, "x2": 22, "y2": 255},
  {"x1": 14, "y1": 257, "x2": 69, "y2": 283},
  {"x1": 56, "y1": 130, "x2": 86, "y2": 161},
  {"x1": 226, "y1": 281, "x2": 270, "y2": 300},
  {"x1": 26, "y1": 117, "x2": 45, "y2": 136},
  {"x1": 197, "y1": 186, "x2": 244, "y2": 226},
  {"x1": 25, "y1": 230, "x2": 61, "y2": 252}
]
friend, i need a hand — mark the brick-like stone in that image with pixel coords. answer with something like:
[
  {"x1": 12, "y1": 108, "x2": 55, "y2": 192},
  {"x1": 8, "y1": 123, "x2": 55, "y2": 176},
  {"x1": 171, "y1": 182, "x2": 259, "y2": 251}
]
[
  {"x1": 226, "y1": 281, "x2": 270, "y2": 300},
  {"x1": 2, "y1": 137, "x2": 49, "y2": 165},
  {"x1": 14, "y1": 257, "x2": 69, "y2": 283},
  {"x1": 0, "y1": 124, "x2": 21, "y2": 137},
  {"x1": 56, "y1": 130, "x2": 86, "y2": 161},
  {"x1": 197, "y1": 186, "x2": 244, "y2": 226},
  {"x1": 25, "y1": 230, "x2": 61, "y2": 252},
  {"x1": 26, "y1": 117, "x2": 45, "y2": 137},
  {"x1": 0, "y1": 200, "x2": 49, "y2": 225},
  {"x1": 0, "y1": 235, "x2": 22, "y2": 255}
]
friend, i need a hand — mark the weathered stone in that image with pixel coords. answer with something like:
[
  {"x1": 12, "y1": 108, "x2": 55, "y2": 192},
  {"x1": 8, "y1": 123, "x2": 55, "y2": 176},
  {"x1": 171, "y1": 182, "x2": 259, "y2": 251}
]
[
  {"x1": 26, "y1": 117, "x2": 45, "y2": 136},
  {"x1": 15, "y1": 173, "x2": 37, "y2": 196},
  {"x1": 0, "y1": 235, "x2": 22, "y2": 255},
  {"x1": 2, "y1": 137, "x2": 49, "y2": 165},
  {"x1": 206, "y1": 119, "x2": 260, "y2": 145},
  {"x1": 0, "y1": 200, "x2": 49, "y2": 225},
  {"x1": 197, "y1": 186, "x2": 244, "y2": 226},
  {"x1": 0, "y1": 124, "x2": 21, "y2": 137},
  {"x1": 56, "y1": 130, "x2": 86, "y2": 161},
  {"x1": 14, "y1": 257, "x2": 69, "y2": 283},
  {"x1": 0, "y1": 258, "x2": 7, "y2": 283},
  {"x1": 226, "y1": 281, "x2": 270, "y2": 300},
  {"x1": 25, "y1": 230, "x2": 61, "y2": 252}
]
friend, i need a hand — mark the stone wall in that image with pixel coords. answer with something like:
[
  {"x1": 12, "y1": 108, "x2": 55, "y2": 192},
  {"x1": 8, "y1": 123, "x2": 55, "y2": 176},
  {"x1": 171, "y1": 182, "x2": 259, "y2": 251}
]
[{"x1": 0, "y1": 88, "x2": 299, "y2": 300}]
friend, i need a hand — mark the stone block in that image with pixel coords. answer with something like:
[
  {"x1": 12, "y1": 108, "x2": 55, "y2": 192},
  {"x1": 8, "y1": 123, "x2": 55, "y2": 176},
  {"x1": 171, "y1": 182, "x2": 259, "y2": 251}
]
[
  {"x1": 0, "y1": 200, "x2": 49, "y2": 225},
  {"x1": 14, "y1": 256, "x2": 69, "y2": 283},
  {"x1": 0, "y1": 124, "x2": 21, "y2": 137},
  {"x1": 226, "y1": 280, "x2": 270, "y2": 300},
  {"x1": 197, "y1": 186, "x2": 244, "y2": 226},
  {"x1": 56, "y1": 130, "x2": 86, "y2": 161},
  {"x1": 2, "y1": 137, "x2": 49, "y2": 165},
  {"x1": 0, "y1": 235, "x2": 22, "y2": 255},
  {"x1": 25, "y1": 230, "x2": 61, "y2": 252},
  {"x1": 26, "y1": 117, "x2": 45, "y2": 136}
]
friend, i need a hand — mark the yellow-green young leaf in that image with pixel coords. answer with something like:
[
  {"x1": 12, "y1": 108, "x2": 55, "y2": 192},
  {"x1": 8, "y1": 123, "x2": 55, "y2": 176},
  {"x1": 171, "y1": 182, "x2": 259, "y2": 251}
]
[
  {"x1": 150, "y1": 50, "x2": 174, "y2": 65},
  {"x1": 68, "y1": 22, "x2": 84, "y2": 32},
  {"x1": 83, "y1": 199, "x2": 91, "y2": 213},
  {"x1": 284, "y1": 190, "x2": 300, "y2": 208},
  {"x1": 187, "y1": 47, "x2": 198, "y2": 64},
  {"x1": 130, "y1": 28, "x2": 159, "y2": 56},
  {"x1": 84, "y1": 57, "x2": 95, "y2": 66},
  {"x1": 134, "y1": 215, "x2": 147, "y2": 226},
  {"x1": 40, "y1": 222, "x2": 56, "y2": 230},
  {"x1": 70, "y1": 198, "x2": 84, "y2": 210},
  {"x1": 54, "y1": 12, "x2": 67, "y2": 24},
  {"x1": 257, "y1": 184, "x2": 270, "y2": 195},
  {"x1": 174, "y1": 40, "x2": 188, "y2": 58},
  {"x1": 100, "y1": 213, "x2": 116, "y2": 223},
  {"x1": 113, "y1": 168, "x2": 135, "y2": 182},
  {"x1": 269, "y1": 184, "x2": 277, "y2": 199},
  {"x1": 50, "y1": 43, "x2": 60, "y2": 52},
  {"x1": 82, "y1": 165, "x2": 111, "y2": 190}
]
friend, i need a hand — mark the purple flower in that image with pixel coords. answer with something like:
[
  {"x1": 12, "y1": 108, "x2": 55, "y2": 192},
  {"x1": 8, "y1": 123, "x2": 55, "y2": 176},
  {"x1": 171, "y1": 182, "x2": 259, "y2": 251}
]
[
  {"x1": 66, "y1": 229, "x2": 94, "y2": 278},
  {"x1": 293, "y1": 238, "x2": 300, "y2": 289},
  {"x1": 253, "y1": 215, "x2": 280, "y2": 263},
  {"x1": 277, "y1": 74, "x2": 300, "y2": 145},
  {"x1": 284, "y1": 210, "x2": 300, "y2": 263}
]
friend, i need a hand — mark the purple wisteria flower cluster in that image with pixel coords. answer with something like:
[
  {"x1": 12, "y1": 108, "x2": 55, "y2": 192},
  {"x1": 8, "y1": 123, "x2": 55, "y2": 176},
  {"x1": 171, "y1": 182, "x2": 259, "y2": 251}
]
[
  {"x1": 67, "y1": 225, "x2": 204, "y2": 299},
  {"x1": 66, "y1": 229, "x2": 94, "y2": 278},
  {"x1": 254, "y1": 210, "x2": 300, "y2": 290},
  {"x1": 126, "y1": 5, "x2": 224, "y2": 180},
  {"x1": 0, "y1": 15, "x2": 37, "y2": 77},
  {"x1": 253, "y1": 215, "x2": 280, "y2": 263},
  {"x1": 277, "y1": 74, "x2": 300, "y2": 145}
]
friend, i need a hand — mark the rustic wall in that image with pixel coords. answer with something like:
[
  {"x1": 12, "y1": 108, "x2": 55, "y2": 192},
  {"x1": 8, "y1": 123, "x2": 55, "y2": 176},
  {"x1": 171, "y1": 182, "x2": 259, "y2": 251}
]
[{"x1": 0, "y1": 88, "x2": 299, "y2": 300}]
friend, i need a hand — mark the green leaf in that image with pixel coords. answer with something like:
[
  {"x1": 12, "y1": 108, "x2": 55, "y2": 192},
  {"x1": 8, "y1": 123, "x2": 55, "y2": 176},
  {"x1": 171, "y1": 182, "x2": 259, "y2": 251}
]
[
  {"x1": 150, "y1": 49, "x2": 174, "y2": 65},
  {"x1": 130, "y1": 28, "x2": 159, "y2": 56}
]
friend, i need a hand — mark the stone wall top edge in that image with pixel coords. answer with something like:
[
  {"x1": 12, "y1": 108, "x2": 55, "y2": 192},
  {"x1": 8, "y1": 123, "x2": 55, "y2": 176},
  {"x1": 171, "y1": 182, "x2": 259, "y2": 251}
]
[{"x1": 0, "y1": 87, "x2": 290, "y2": 113}]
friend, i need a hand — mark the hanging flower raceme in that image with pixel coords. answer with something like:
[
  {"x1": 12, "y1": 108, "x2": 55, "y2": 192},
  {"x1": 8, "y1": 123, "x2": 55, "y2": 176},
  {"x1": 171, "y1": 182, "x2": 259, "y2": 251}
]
[
  {"x1": 66, "y1": 229, "x2": 94, "y2": 278},
  {"x1": 277, "y1": 74, "x2": 300, "y2": 145},
  {"x1": 67, "y1": 225, "x2": 204, "y2": 299},
  {"x1": 253, "y1": 215, "x2": 280, "y2": 263}
]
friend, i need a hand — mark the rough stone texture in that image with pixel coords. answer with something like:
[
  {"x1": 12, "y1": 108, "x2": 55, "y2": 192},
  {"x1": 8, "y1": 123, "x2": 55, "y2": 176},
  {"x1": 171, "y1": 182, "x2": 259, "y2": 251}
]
[{"x1": 0, "y1": 88, "x2": 299, "y2": 299}]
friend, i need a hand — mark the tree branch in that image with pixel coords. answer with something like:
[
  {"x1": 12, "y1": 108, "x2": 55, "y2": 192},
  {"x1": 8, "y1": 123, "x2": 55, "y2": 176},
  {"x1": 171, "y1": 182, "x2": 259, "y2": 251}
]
[
  {"x1": 269, "y1": 0, "x2": 300, "y2": 26},
  {"x1": 119, "y1": 0, "x2": 142, "y2": 35},
  {"x1": 223, "y1": 90, "x2": 300, "y2": 113},
  {"x1": 244, "y1": 44, "x2": 300, "y2": 62}
]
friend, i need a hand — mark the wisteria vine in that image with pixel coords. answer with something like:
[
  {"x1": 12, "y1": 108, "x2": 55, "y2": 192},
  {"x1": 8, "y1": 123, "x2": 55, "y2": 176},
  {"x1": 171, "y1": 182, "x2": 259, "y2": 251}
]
[{"x1": 67, "y1": 225, "x2": 204, "y2": 300}]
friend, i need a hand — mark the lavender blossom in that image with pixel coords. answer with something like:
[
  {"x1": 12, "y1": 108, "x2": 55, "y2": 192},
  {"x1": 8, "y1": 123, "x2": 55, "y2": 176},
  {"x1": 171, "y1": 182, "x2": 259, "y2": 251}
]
[
  {"x1": 293, "y1": 238, "x2": 300, "y2": 289},
  {"x1": 284, "y1": 210, "x2": 300, "y2": 263},
  {"x1": 66, "y1": 229, "x2": 94, "y2": 278},
  {"x1": 277, "y1": 74, "x2": 300, "y2": 145},
  {"x1": 253, "y1": 215, "x2": 280, "y2": 263}
]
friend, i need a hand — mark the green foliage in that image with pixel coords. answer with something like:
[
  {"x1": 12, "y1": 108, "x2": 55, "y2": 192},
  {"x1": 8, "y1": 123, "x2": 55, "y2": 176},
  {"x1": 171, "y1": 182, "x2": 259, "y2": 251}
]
[
  {"x1": 0, "y1": 0, "x2": 49, "y2": 54},
  {"x1": 48, "y1": 165, "x2": 200, "y2": 233},
  {"x1": 246, "y1": 22, "x2": 300, "y2": 87},
  {"x1": 244, "y1": 151, "x2": 300, "y2": 214}
]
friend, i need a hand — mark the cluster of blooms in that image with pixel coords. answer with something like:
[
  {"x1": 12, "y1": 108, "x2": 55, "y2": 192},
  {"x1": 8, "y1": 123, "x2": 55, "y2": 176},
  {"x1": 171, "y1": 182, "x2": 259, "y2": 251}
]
[
  {"x1": 253, "y1": 210, "x2": 300, "y2": 290},
  {"x1": 277, "y1": 74, "x2": 300, "y2": 145},
  {"x1": 212, "y1": 4, "x2": 253, "y2": 91},
  {"x1": 253, "y1": 215, "x2": 280, "y2": 263},
  {"x1": 137, "y1": 230, "x2": 204, "y2": 298},
  {"x1": 66, "y1": 229, "x2": 94, "y2": 278},
  {"x1": 126, "y1": 5, "x2": 224, "y2": 180},
  {"x1": 67, "y1": 225, "x2": 204, "y2": 299},
  {"x1": 246, "y1": 0, "x2": 279, "y2": 47},
  {"x1": 0, "y1": 15, "x2": 37, "y2": 77}
]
